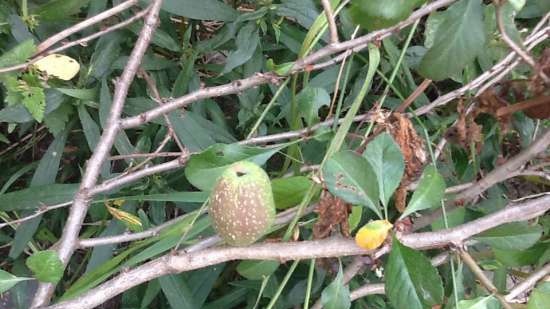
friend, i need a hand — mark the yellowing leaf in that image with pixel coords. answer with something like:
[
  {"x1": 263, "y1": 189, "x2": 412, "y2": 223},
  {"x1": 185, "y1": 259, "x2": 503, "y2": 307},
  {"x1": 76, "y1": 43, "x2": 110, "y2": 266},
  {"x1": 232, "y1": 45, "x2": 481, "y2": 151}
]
[
  {"x1": 33, "y1": 54, "x2": 80, "y2": 80},
  {"x1": 355, "y1": 220, "x2": 393, "y2": 250},
  {"x1": 106, "y1": 205, "x2": 142, "y2": 232}
]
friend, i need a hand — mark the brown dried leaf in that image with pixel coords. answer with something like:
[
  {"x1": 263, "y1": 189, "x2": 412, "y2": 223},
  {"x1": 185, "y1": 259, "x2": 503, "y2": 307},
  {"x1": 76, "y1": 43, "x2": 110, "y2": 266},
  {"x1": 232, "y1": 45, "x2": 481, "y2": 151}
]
[
  {"x1": 388, "y1": 113, "x2": 427, "y2": 212},
  {"x1": 313, "y1": 192, "x2": 351, "y2": 239},
  {"x1": 444, "y1": 98, "x2": 482, "y2": 152}
]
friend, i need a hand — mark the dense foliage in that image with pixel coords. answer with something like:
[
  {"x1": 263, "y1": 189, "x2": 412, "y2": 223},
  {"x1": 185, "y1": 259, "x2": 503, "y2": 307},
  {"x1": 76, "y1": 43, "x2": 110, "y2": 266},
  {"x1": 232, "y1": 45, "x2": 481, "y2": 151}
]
[{"x1": 0, "y1": 0, "x2": 549, "y2": 309}]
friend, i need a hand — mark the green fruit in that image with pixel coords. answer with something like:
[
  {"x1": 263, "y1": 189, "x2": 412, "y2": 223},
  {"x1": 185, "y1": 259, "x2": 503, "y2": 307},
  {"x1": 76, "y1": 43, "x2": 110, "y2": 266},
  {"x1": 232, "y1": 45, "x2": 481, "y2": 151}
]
[
  {"x1": 349, "y1": 0, "x2": 426, "y2": 31},
  {"x1": 208, "y1": 161, "x2": 275, "y2": 246}
]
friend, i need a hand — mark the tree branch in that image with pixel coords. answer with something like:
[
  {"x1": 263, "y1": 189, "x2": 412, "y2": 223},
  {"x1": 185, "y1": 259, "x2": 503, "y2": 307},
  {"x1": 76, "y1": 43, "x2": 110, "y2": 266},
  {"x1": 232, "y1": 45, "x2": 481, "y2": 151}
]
[
  {"x1": 505, "y1": 263, "x2": 550, "y2": 302},
  {"x1": 30, "y1": 1, "x2": 164, "y2": 307},
  {"x1": 321, "y1": 0, "x2": 339, "y2": 44},
  {"x1": 495, "y1": 3, "x2": 549, "y2": 84},
  {"x1": 413, "y1": 23, "x2": 549, "y2": 116},
  {"x1": 42, "y1": 195, "x2": 550, "y2": 309}
]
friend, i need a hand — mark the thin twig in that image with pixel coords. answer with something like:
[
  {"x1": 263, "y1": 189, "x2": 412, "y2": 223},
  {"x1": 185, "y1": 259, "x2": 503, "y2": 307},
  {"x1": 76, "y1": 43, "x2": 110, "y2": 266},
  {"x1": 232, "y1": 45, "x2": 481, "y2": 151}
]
[
  {"x1": 43, "y1": 195, "x2": 550, "y2": 309},
  {"x1": 0, "y1": 202, "x2": 72, "y2": 229},
  {"x1": 505, "y1": 263, "x2": 550, "y2": 302},
  {"x1": 79, "y1": 203, "x2": 315, "y2": 248},
  {"x1": 36, "y1": 0, "x2": 139, "y2": 54},
  {"x1": 459, "y1": 249, "x2": 514, "y2": 309},
  {"x1": 413, "y1": 129, "x2": 550, "y2": 230},
  {"x1": 108, "y1": 152, "x2": 182, "y2": 160},
  {"x1": 413, "y1": 25, "x2": 549, "y2": 116},
  {"x1": 48, "y1": 8, "x2": 150, "y2": 55},
  {"x1": 495, "y1": 2, "x2": 550, "y2": 84},
  {"x1": 30, "y1": 1, "x2": 164, "y2": 307},
  {"x1": 321, "y1": 0, "x2": 339, "y2": 44},
  {"x1": 138, "y1": 69, "x2": 187, "y2": 152}
]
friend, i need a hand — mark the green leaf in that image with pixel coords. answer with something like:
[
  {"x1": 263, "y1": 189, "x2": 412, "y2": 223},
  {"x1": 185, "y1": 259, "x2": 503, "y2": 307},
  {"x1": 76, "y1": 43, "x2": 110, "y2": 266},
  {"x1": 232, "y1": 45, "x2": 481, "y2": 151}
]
[
  {"x1": 474, "y1": 222, "x2": 542, "y2": 250},
  {"x1": 222, "y1": 22, "x2": 259, "y2": 73},
  {"x1": 0, "y1": 184, "x2": 78, "y2": 211},
  {"x1": 348, "y1": 206, "x2": 362, "y2": 232},
  {"x1": 457, "y1": 296, "x2": 500, "y2": 309},
  {"x1": 321, "y1": 266, "x2": 351, "y2": 309},
  {"x1": 528, "y1": 282, "x2": 550, "y2": 309},
  {"x1": 419, "y1": 0, "x2": 486, "y2": 80},
  {"x1": 385, "y1": 237, "x2": 444, "y2": 309},
  {"x1": 0, "y1": 270, "x2": 32, "y2": 293},
  {"x1": 0, "y1": 39, "x2": 36, "y2": 67},
  {"x1": 323, "y1": 150, "x2": 381, "y2": 218},
  {"x1": 26, "y1": 250, "x2": 64, "y2": 283},
  {"x1": 33, "y1": 0, "x2": 91, "y2": 21},
  {"x1": 297, "y1": 87, "x2": 331, "y2": 126},
  {"x1": 508, "y1": 0, "x2": 526, "y2": 11},
  {"x1": 236, "y1": 260, "x2": 280, "y2": 280},
  {"x1": 271, "y1": 176, "x2": 314, "y2": 209},
  {"x1": 363, "y1": 132, "x2": 404, "y2": 207},
  {"x1": 400, "y1": 165, "x2": 445, "y2": 220},
  {"x1": 21, "y1": 86, "x2": 46, "y2": 122},
  {"x1": 161, "y1": 0, "x2": 238, "y2": 21},
  {"x1": 56, "y1": 87, "x2": 97, "y2": 101},
  {"x1": 159, "y1": 274, "x2": 198, "y2": 309},
  {"x1": 494, "y1": 244, "x2": 549, "y2": 267},
  {"x1": 185, "y1": 143, "x2": 283, "y2": 192},
  {"x1": 61, "y1": 244, "x2": 144, "y2": 300}
]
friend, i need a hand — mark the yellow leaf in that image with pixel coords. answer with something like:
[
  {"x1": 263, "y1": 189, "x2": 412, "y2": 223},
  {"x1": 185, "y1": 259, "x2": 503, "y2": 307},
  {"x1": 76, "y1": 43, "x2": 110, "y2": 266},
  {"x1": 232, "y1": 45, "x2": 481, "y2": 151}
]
[
  {"x1": 355, "y1": 219, "x2": 393, "y2": 250},
  {"x1": 106, "y1": 205, "x2": 142, "y2": 231},
  {"x1": 33, "y1": 54, "x2": 80, "y2": 80}
]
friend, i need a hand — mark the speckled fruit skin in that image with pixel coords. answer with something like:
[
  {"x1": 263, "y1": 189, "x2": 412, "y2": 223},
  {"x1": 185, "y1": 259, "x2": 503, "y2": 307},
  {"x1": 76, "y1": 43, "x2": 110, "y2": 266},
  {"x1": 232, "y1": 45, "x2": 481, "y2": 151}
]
[{"x1": 208, "y1": 161, "x2": 275, "y2": 246}]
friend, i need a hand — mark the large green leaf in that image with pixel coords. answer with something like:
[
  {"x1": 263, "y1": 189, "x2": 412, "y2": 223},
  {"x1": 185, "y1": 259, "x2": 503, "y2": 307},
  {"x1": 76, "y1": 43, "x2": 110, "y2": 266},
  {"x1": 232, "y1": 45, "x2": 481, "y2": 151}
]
[
  {"x1": 400, "y1": 165, "x2": 445, "y2": 220},
  {"x1": 236, "y1": 260, "x2": 279, "y2": 280},
  {"x1": 0, "y1": 270, "x2": 31, "y2": 293},
  {"x1": 321, "y1": 267, "x2": 351, "y2": 309},
  {"x1": 385, "y1": 237, "x2": 444, "y2": 309},
  {"x1": 363, "y1": 132, "x2": 404, "y2": 207},
  {"x1": 494, "y1": 243, "x2": 549, "y2": 267},
  {"x1": 33, "y1": 0, "x2": 90, "y2": 21},
  {"x1": 271, "y1": 176, "x2": 314, "y2": 209},
  {"x1": 25, "y1": 250, "x2": 64, "y2": 283},
  {"x1": 528, "y1": 282, "x2": 550, "y2": 309},
  {"x1": 0, "y1": 39, "x2": 35, "y2": 67},
  {"x1": 323, "y1": 150, "x2": 381, "y2": 218},
  {"x1": 297, "y1": 87, "x2": 331, "y2": 126},
  {"x1": 185, "y1": 143, "x2": 283, "y2": 192},
  {"x1": 159, "y1": 274, "x2": 197, "y2": 309},
  {"x1": 161, "y1": 0, "x2": 238, "y2": 21},
  {"x1": 457, "y1": 296, "x2": 499, "y2": 309},
  {"x1": 474, "y1": 222, "x2": 542, "y2": 250},
  {"x1": 419, "y1": 0, "x2": 485, "y2": 80},
  {"x1": 222, "y1": 22, "x2": 260, "y2": 73}
]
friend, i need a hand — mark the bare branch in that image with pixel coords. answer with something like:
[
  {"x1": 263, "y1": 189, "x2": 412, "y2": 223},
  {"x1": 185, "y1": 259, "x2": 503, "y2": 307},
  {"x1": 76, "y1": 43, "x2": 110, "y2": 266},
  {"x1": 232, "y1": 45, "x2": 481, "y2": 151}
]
[
  {"x1": 30, "y1": 1, "x2": 164, "y2": 307},
  {"x1": 36, "y1": 0, "x2": 139, "y2": 54},
  {"x1": 413, "y1": 25, "x2": 549, "y2": 116},
  {"x1": 459, "y1": 249, "x2": 513, "y2": 309},
  {"x1": 48, "y1": 8, "x2": 150, "y2": 55},
  {"x1": 108, "y1": 152, "x2": 182, "y2": 160},
  {"x1": 454, "y1": 129, "x2": 550, "y2": 203},
  {"x1": 505, "y1": 263, "x2": 550, "y2": 302},
  {"x1": 90, "y1": 156, "x2": 187, "y2": 196},
  {"x1": 120, "y1": 73, "x2": 282, "y2": 129},
  {"x1": 0, "y1": 202, "x2": 72, "y2": 229},
  {"x1": 42, "y1": 195, "x2": 550, "y2": 309},
  {"x1": 321, "y1": 0, "x2": 339, "y2": 44},
  {"x1": 495, "y1": 3, "x2": 549, "y2": 84},
  {"x1": 79, "y1": 203, "x2": 315, "y2": 248}
]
